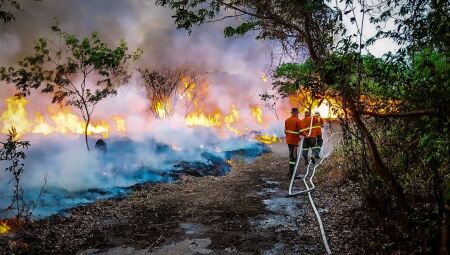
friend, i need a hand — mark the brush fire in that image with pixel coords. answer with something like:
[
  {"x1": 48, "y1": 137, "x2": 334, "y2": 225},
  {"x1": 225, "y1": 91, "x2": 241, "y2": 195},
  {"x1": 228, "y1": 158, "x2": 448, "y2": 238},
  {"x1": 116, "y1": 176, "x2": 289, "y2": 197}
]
[
  {"x1": 1, "y1": 96, "x2": 117, "y2": 138},
  {"x1": 0, "y1": 70, "x2": 340, "y2": 219},
  {"x1": 0, "y1": 221, "x2": 10, "y2": 235},
  {"x1": 1, "y1": 80, "x2": 338, "y2": 140}
]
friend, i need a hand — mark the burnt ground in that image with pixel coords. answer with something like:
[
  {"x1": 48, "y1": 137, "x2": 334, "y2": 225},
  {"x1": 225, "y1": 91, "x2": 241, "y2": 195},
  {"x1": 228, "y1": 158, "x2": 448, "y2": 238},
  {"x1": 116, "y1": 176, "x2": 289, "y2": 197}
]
[{"x1": 1, "y1": 142, "x2": 406, "y2": 255}]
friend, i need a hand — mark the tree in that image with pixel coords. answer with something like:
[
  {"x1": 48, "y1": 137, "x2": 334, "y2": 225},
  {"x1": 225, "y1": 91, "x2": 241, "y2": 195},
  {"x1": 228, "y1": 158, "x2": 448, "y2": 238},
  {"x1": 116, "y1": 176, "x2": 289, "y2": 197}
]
[
  {"x1": 139, "y1": 67, "x2": 183, "y2": 119},
  {"x1": 179, "y1": 70, "x2": 207, "y2": 117},
  {"x1": 155, "y1": 0, "x2": 338, "y2": 63},
  {"x1": 0, "y1": 23, "x2": 142, "y2": 150},
  {"x1": 0, "y1": 127, "x2": 30, "y2": 220},
  {"x1": 157, "y1": 0, "x2": 449, "y2": 253},
  {"x1": 0, "y1": 0, "x2": 41, "y2": 24},
  {"x1": 272, "y1": 60, "x2": 325, "y2": 111},
  {"x1": 139, "y1": 67, "x2": 207, "y2": 119}
]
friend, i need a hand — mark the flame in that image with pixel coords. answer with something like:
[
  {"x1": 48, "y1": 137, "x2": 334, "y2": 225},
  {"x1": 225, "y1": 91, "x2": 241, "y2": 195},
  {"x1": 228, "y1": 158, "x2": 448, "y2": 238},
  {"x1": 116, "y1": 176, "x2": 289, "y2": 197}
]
[
  {"x1": 152, "y1": 99, "x2": 172, "y2": 119},
  {"x1": 312, "y1": 99, "x2": 339, "y2": 119},
  {"x1": 33, "y1": 113, "x2": 53, "y2": 135},
  {"x1": 224, "y1": 105, "x2": 240, "y2": 135},
  {"x1": 0, "y1": 221, "x2": 10, "y2": 235},
  {"x1": 1, "y1": 97, "x2": 32, "y2": 136},
  {"x1": 251, "y1": 105, "x2": 263, "y2": 123},
  {"x1": 255, "y1": 134, "x2": 280, "y2": 144},
  {"x1": 226, "y1": 159, "x2": 233, "y2": 166},
  {"x1": 1, "y1": 96, "x2": 124, "y2": 138},
  {"x1": 261, "y1": 72, "x2": 267, "y2": 83},
  {"x1": 180, "y1": 76, "x2": 195, "y2": 101},
  {"x1": 185, "y1": 105, "x2": 242, "y2": 134},
  {"x1": 113, "y1": 116, "x2": 126, "y2": 133},
  {"x1": 289, "y1": 91, "x2": 339, "y2": 119},
  {"x1": 185, "y1": 109, "x2": 221, "y2": 127}
]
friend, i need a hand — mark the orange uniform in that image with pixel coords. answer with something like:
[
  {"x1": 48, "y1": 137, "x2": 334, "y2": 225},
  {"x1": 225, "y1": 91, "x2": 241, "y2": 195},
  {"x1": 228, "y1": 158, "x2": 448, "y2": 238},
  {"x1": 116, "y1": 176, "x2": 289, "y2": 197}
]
[
  {"x1": 312, "y1": 116, "x2": 324, "y2": 137},
  {"x1": 300, "y1": 116, "x2": 315, "y2": 137},
  {"x1": 285, "y1": 116, "x2": 302, "y2": 145},
  {"x1": 299, "y1": 116, "x2": 323, "y2": 137}
]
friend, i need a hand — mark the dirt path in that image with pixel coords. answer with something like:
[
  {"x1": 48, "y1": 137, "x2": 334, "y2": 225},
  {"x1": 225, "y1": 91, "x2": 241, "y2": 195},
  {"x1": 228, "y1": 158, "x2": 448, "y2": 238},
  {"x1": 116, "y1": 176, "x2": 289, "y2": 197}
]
[
  {"x1": 2, "y1": 139, "x2": 384, "y2": 255},
  {"x1": 0, "y1": 143, "x2": 311, "y2": 254}
]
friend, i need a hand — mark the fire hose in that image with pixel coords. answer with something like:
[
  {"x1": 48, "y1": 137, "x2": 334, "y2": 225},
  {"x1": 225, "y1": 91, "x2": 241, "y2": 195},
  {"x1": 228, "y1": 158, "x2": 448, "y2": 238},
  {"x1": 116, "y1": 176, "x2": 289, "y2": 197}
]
[{"x1": 287, "y1": 117, "x2": 341, "y2": 254}]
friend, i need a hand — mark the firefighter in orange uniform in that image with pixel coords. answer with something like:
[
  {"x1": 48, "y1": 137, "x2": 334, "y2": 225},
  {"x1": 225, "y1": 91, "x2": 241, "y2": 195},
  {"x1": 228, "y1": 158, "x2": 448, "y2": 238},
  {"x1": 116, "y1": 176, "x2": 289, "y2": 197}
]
[
  {"x1": 285, "y1": 108, "x2": 302, "y2": 177},
  {"x1": 300, "y1": 110, "x2": 317, "y2": 164},
  {"x1": 312, "y1": 111, "x2": 325, "y2": 159}
]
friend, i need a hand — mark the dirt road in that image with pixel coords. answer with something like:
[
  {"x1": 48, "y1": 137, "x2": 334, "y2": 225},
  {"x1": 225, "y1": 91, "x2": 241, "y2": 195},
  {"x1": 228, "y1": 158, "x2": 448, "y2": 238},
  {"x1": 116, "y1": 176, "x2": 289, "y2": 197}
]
[{"x1": 2, "y1": 140, "x2": 386, "y2": 255}]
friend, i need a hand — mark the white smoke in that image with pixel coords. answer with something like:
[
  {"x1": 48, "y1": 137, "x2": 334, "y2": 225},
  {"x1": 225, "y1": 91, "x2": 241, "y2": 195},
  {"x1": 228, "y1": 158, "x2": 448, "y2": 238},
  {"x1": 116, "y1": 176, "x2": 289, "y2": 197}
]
[{"x1": 0, "y1": 0, "x2": 288, "y2": 217}]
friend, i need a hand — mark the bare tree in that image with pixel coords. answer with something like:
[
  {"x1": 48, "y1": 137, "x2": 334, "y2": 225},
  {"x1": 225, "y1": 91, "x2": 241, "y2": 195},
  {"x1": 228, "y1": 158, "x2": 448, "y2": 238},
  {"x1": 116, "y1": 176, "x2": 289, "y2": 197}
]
[
  {"x1": 139, "y1": 67, "x2": 183, "y2": 119},
  {"x1": 139, "y1": 67, "x2": 207, "y2": 119},
  {"x1": 260, "y1": 91, "x2": 280, "y2": 122},
  {"x1": 179, "y1": 70, "x2": 207, "y2": 117}
]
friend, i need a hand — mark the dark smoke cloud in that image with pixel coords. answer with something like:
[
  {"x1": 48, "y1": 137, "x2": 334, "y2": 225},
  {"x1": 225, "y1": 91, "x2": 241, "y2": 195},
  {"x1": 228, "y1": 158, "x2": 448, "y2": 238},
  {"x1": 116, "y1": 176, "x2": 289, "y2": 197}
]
[{"x1": 0, "y1": 0, "x2": 270, "y2": 75}]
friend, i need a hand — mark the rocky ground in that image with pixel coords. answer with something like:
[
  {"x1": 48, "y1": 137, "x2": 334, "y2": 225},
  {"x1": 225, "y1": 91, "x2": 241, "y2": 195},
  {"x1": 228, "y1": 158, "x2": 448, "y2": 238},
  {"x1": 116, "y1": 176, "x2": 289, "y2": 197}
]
[{"x1": 1, "y1": 142, "x2": 403, "y2": 254}]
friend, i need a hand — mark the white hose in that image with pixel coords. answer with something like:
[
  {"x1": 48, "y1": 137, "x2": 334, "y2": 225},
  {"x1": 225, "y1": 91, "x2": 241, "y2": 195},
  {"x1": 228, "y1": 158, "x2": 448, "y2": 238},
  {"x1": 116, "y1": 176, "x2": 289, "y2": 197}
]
[
  {"x1": 289, "y1": 134, "x2": 339, "y2": 195},
  {"x1": 288, "y1": 115, "x2": 314, "y2": 194},
  {"x1": 286, "y1": 115, "x2": 340, "y2": 254},
  {"x1": 304, "y1": 176, "x2": 332, "y2": 254},
  {"x1": 302, "y1": 132, "x2": 341, "y2": 255}
]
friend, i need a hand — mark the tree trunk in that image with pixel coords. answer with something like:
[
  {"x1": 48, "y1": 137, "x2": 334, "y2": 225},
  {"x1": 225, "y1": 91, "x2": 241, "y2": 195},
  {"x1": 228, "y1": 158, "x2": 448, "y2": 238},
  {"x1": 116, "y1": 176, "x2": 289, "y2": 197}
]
[
  {"x1": 440, "y1": 205, "x2": 449, "y2": 255},
  {"x1": 84, "y1": 118, "x2": 90, "y2": 151},
  {"x1": 352, "y1": 111, "x2": 411, "y2": 228},
  {"x1": 14, "y1": 166, "x2": 20, "y2": 220},
  {"x1": 303, "y1": 15, "x2": 321, "y2": 64}
]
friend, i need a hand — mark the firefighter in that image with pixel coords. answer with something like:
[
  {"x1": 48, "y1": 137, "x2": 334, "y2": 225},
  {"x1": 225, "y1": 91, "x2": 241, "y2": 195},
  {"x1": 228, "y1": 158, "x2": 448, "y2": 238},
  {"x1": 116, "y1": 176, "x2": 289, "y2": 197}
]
[
  {"x1": 285, "y1": 108, "x2": 302, "y2": 177},
  {"x1": 300, "y1": 110, "x2": 317, "y2": 164},
  {"x1": 312, "y1": 111, "x2": 325, "y2": 159}
]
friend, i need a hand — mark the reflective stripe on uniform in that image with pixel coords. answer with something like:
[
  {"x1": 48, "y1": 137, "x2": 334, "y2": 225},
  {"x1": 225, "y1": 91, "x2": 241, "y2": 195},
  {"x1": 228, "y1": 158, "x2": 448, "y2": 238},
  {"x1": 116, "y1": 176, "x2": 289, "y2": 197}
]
[
  {"x1": 289, "y1": 161, "x2": 296, "y2": 165},
  {"x1": 285, "y1": 130, "x2": 300, "y2": 134},
  {"x1": 312, "y1": 146, "x2": 321, "y2": 149},
  {"x1": 299, "y1": 126, "x2": 322, "y2": 132}
]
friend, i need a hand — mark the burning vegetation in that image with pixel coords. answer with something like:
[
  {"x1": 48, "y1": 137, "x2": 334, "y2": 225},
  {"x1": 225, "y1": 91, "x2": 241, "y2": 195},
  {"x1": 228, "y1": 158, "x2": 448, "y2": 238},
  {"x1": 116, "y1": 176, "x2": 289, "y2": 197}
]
[
  {"x1": 0, "y1": 221, "x2": 10, "y2": 235},
  {"x1": 255, "y1": 134, "x2": 280, "y2": 144},
  {"x1": 0, "y1": 96, "x2": 123, "y2": 139},
  {"x1": 0, "y1": 79, "x2": 342, "y2": 143}
]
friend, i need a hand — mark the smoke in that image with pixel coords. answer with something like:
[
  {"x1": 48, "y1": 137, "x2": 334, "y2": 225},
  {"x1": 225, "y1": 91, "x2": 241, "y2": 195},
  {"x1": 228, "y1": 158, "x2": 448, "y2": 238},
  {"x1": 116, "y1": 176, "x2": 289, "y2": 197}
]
[
  {"x1": 0, "y1": 0, "x2": 286, "y2": 128},
  {"x1": 0, "y1": 0, "x2": 288, "y2": 217},
  {"x1": 0, "y1": 125, "x2": 266, "y2": 217},
  {"x1": 0, "y1": 77, "x2": 271, "y2": 218}
]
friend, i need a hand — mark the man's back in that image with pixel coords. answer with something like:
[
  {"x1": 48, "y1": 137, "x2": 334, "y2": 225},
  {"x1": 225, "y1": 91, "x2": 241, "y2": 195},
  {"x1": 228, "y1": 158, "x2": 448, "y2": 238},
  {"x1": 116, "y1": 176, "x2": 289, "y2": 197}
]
[
  {"x1": 285, "y1": 116, "x2": 302, "y2": 145},
  {"x1": 312, "y1": 116, "x2": 324, "y2": 137},
  {"x1": 300, "y1": 116, "x2": 316, "y2": 137}
]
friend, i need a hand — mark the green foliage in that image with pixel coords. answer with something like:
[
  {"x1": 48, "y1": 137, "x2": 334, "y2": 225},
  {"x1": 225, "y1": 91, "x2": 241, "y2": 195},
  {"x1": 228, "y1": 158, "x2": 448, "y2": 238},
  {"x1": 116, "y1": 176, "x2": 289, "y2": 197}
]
[
  {"x1": 272, "y1": 60, "x2": 323, "y2": 98},
  {"x1": 0, "y1": 127, "x2": 30, "y2": 177},
  {"x1": 156, "y1": 0, "x2": 221, "y2": 32},
  {"x1": 0, "y1": 127, "x2": 30, "y2": 219},
  {"x1": 156, "y1": 0, "x2": 338, "y2": 60},
  {"x1": 224, "y1": 22, "x2": 257, "y2": 37},
  {"x1": 157, "y1": 0, "x2": 449, "y2": 251}
]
